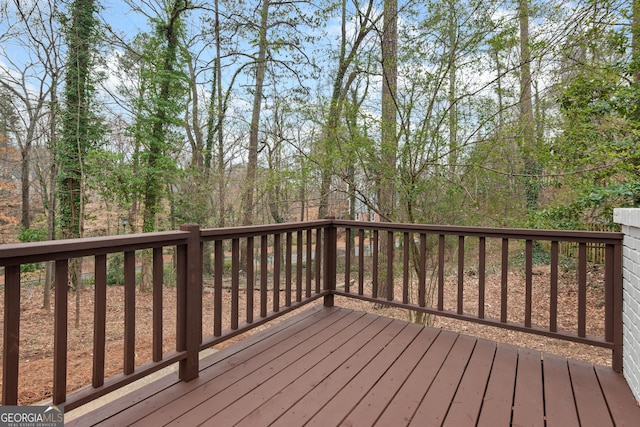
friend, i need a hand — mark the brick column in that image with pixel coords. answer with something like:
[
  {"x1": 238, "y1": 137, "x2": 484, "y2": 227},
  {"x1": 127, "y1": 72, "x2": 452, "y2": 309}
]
[{"x1": 613, "y1": 208, "x2": 640, "y2": 402}]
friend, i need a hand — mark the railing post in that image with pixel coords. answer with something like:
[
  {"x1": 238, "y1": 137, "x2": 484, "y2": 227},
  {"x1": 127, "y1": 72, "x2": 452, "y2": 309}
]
[
  {"x1": 324, "y1": 218, "x2": 337, "y2": 307},
  {"x1": 612, "y1": 241, "x2": 623, "y2": 373},
  {"x1": 178, "y1": 224, "x2": 202, "y2": 381},
  {"x1": 2, "y1": 266, "x2": 20, "y2": 405}
]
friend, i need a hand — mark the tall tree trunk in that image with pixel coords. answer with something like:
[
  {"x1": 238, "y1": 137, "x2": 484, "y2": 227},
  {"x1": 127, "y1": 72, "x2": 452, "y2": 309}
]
[
  {"x1": 493, "y1": 44, "x2": 504, "y2": 130},
  {"x1": 59, "y1": 0, "x2": 99, "y2": 325},
  {"x1": 20, "y1": 140, "x2": 31, "y2": 229},
  {"x1": 242, "y1": 0, "x2": 270, "y2": 227},
  {"x1": 44, "y1": 73, "x2": 59, "y2": 311},
  {"x1": 187, "y1": 59, "x2": 204, "y2": 170},
  {"x1": 215, "y1": 0, "x2": 226, "y2": 228},
  {"x1": 519, "y1": 0, "x2": 538, "y2": 211},
  {"x1": 377, "y1": 0, "x2": 398, "y2": 300},
  {"x1": 448, "y1": 0, "x2": 457, "y2": 175},
  {"x1": 140, "y1": 0, "x2": 189, "y2": 291},
  {"x1": 204, "y1": 0, "x2": 226, "y2": 230}
]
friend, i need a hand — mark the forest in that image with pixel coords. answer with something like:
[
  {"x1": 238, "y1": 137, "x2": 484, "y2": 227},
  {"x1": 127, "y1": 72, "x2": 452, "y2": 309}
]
[{"x1": 0, "y1": 0, "x2": 638, "y2": 245}]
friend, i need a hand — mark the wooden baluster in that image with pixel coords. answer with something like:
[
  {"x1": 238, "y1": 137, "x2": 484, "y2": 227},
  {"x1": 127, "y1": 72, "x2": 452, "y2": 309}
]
[
  {"x1": 578, "y1": 242, "x2": 587, "y2": 337},
  {"x1": 93, "y1": 255, "x2": 107, "y2": 386},
  {"x1": 53, "y1": 259, "x2": 69, "y2": 403},
  {"x1": 261, "y1": 235, "x2": 268, "y2": 318},
  {"x1": 296, "y1": 231, "x2": 302, "y2": 302},
  {"x1": 214, "y1": 240, "x2": 223, "y2": 336},
  {"x1": 372, "y1": 230, "x2": 379, "y2": 298},
  {"x1": 345, "y1": 228, "x2": 351, "y2": 294},
  {"x1": 420, "y1": 234, "x2": 427, "y2": 308},
  {"x1": 273, "y1": 233, "x2": 281, "y2": 312},
  {"x1": 152, "y1": 248, "x2": 163, "y2": 362},
  {"x1": 246, "y1": 237, "x2": 254, "y2": 324},
  {"x1": 358, "y1": 229, "x2": 365, "y2": 295},
  {"x1": 306, "y1": 229, "x2": 312, "y2": 298},
  {"x1": 458, "y1": 236, "x2": 465, "y2": 315},
  {"x1": 525, "y1": 240, "x2": 533, "y2": 328},
  {"x1": 478, "y1": 237, "x2": 486, "y2": 319},
  {"x1": 403, "y1": 232, "x2": 409, "y2": 304},
  {"x1": 123, "y1": 251, "x2": 135, "y2": 375},
  {"x1": 550, "y1": 241, "x2": 559, "y2": 333},
  {"x1": 231, "y1": 238, "x2": 239, "y2": 330},
  {"x1": 315, "y1": 228, "x2": 322, "y2": 294},
  {"x1": 387, "y1": 230, "x2": 394, "y2": 301},
  {"x1": 286, "y1": 232, "x2": 292, "y2": 307},
  {"x1": 2, "y1": 265, "x2": 20, "y2": 405},
  {"x1": 437, "y1": 234, "x2": 444, "y2": 310},
  {"x1": 501, "y1": 239, "x2": 508, "y2": 323}
]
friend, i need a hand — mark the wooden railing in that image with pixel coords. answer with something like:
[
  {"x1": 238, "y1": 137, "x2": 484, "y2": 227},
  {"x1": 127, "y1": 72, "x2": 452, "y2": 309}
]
[
  {"x1": 328, "y1": 220, "x2": 623, "y2": 371},
  {"x1": 0, "y1": 219, "x2": 623, "y2": 410},
  {"x1": 0, "y1": 227, "x2": 197, "y2": 410}
]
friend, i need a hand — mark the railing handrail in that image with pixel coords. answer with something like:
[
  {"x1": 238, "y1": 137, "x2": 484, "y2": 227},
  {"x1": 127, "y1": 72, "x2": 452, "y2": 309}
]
[
  {"x1": 200, "y1": 219, "x2": 333, "y2": 240},
  {"x1": 0, "y1": 230, "x2": 190, "y2": 267},
  {"x1": 0, "y1": 219, "x2": 621, "y2": 260},
  {"x1": 332, "y1": 219, "x2": 623, "y2": 243}
]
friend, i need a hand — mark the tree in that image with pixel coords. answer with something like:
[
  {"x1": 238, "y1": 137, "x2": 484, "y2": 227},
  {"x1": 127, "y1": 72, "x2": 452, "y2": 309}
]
[
  {"x1": 123, "y1": 0, "x2": 192, "y2": 290},
  {"x1": 376, "y1": 0, "x2": 398, "y2": 301},
  {"x1": 318, "y1": 0, "x2": 382, "y2": 219},
  {"x1": 535, "y1": 0, "x2": 639, "y2": 228},
  {"x1": 242, "y1": 0, "x2": 270, "y2": 227},
  {"x1": 58, "y1": 0, "x2": 102, "y2": 325},
  {"x1": 518, "y1": 0, "x2": 540, "y2": 212},
  {"x1": 236, "y1": 0, "x2": 320, "y2": 225},
  {"x1": 0, "y1": 1, "x2": 64, "y2": 310},
  {"x1": 207, "y1": 0, "x2": 228, "y2": 227},
  {"x1": 139, "y1": 1, "x2": 190, "y2": 234},
  {"x1": 58, "y1": 0, "x2": 102, "y2": 241},
  {"x1": 0, "y1": 1, "x2": 63, "y2": 231},
  {"x1": 379, "y1": 0, "x2": 398, "y2": 223}
]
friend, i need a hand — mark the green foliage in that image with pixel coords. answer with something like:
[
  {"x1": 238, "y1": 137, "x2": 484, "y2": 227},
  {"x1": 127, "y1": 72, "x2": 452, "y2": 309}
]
[
  {"x1": 106, "y1": 253, "x2": 176, "y2": 287},
  {"x1": 511, "y1": 243, "x2": 574, "y2": 272},
  {"x1": 17, "y1": 226, "x2": 47, "y2": 272},
  {"x1": 17, "y1": 226, "x2": 47, "y2": 243},
  {"x1": 547, "y1": 57, "x2": 640, "y2": 227},
  {"x1": 86, "y1": 149, "x2": 142, "y2": 210},
  {"x1": 163, "y1": 263, "x2": 176, "y2": 287},
  {"x1": 531, "y1": 182, "x2": 639, "y2": 230},
  {"x1": 106, "y1": 252, "x2": 125, "y2": 286}
]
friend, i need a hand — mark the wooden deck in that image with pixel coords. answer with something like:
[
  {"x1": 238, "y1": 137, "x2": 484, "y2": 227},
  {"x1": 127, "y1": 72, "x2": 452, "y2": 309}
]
[{"x1": 67, "y1": 305, "x2": 640, "y2": 426}]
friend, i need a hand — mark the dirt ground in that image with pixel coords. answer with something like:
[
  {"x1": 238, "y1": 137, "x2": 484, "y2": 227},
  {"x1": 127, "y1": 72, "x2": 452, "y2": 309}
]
[{"x1": 0, "y1": 262, "x2": 611, "y2": 406}]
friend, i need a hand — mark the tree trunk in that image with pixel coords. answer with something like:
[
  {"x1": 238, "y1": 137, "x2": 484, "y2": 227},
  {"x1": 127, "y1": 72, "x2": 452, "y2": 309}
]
[
  {"x1": 242, "y1": 0, "x2": 270, "y2": 227},
  {"x1": 448, "y1": 0, "x2": 457, "y2": 175},
  {"x1": 20, "y1": 144, "x2": 30, "y2": 229},
  {"x1": 215, "y1": 0, "x2": 226, "y2": 228},
  {"x1": 377, "y1": 0, "x2": 398, "y2": 301},
  {"x1": 44, "y1": 75, "x2": 58, "y2": 311},
  {"x1": 519, "y1": 0, "x2": 539, "y2": 211}
]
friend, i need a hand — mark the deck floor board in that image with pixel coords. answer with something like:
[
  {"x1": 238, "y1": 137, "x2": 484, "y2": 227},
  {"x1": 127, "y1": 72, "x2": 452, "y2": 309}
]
[
  {"x1": 512, "y1": 347, "x2": 545, "y2": 427},
  {"x1": 66, "y1": 306, "x2": 640, "y2": 427},
  {"x1": 543, "y1": 354, "x2": 580, "y2": 427}
]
